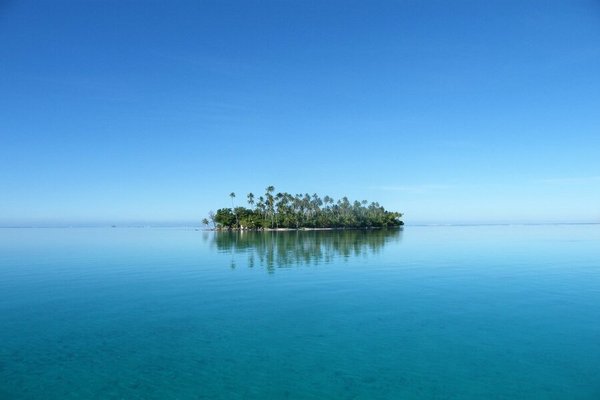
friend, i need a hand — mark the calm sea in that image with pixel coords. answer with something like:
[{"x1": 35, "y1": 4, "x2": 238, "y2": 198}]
[{"x1": 1, "y1": 226, "x2": 599, "y2": 399}]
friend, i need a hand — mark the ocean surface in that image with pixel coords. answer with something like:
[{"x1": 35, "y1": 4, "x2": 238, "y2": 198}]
[{"x1": 1, "y1": 225, "x2": 599, "y2": 399}]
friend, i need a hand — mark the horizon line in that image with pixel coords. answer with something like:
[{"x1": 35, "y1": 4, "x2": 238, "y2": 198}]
[{"x1": 1, "y1": 222, "x2": 599, "y2": 229}]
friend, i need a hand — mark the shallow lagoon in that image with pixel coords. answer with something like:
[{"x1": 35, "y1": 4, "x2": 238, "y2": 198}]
[{"x1": 1, "y1": 225, "x2": 599, "y2": 399}]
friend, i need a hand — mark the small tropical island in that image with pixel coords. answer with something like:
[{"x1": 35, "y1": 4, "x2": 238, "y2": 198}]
[{"x1": 202, "y1": 186, "x2": 403, "y2": 230}]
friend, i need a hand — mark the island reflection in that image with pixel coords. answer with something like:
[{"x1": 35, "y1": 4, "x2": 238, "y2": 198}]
[{"x1": 207, "y1": 229, "x2": 402, "y2": 272}]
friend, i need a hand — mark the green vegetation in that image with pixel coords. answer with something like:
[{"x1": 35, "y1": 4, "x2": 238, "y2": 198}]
[{"x1": 204, "y1": 186, "x2": 403, "y2": 230}]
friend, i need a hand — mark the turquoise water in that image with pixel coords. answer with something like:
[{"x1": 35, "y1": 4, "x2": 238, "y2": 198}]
[{"x1": 1, "y1": 226, "x2": 599, "y2": 399}]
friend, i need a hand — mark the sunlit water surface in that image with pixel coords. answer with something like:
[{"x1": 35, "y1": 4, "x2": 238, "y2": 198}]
[{"x1": 1, "y1": 226, "x2": 599, "y2": 399}]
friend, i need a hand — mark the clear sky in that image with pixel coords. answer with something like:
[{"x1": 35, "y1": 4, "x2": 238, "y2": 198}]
[{"x1": 1, "y1": 0, "x2": 599, "y2": 226}]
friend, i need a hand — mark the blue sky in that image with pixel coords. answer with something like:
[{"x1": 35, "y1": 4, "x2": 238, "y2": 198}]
[{"x1": 1, "y1": 0, "x2": 599, "y2": 225}]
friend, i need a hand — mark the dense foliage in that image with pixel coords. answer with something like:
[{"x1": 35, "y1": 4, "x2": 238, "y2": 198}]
[{"x1": 204, "y1": 186, "x2": 403, "y2": 230}]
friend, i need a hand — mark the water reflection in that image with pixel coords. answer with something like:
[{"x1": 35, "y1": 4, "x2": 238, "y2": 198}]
[{"x1": 206, "y1": 229, "x2": 402, "y2": 272}]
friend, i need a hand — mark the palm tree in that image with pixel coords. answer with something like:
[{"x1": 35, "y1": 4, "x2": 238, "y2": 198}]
[
  {"x1": 201, "y1": 218, "x2": 209, "y2": 229},
  {"x1": 275, "y1": 192, "x2": 284, "y2": 228},
  {"x1": 229, "y1": 192, "x2": 239, "y2": 227},
  {"x1": 257, "y1": 196, "x2": 266, "y2": 225},
  {"x1": 265, "y1": 186, "x2": 275, "y2": 228},
  {"x1": 247, "y1": 192, "x2": 255, "y2": 209}
]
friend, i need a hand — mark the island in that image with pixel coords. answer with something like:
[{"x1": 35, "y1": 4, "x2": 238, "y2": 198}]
[{"x1": 202, "y1": 186, "x2": 403, "y2": 230}]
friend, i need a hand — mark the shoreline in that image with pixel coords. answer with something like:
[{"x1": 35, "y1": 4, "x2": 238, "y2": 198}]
[{"x1": 203, "y1": 226, "x2": 403, "y2": 232}]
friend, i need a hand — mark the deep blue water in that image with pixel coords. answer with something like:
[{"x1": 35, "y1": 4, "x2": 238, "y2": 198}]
[{"x1": 1, "y1": 226, "x2": 599, "y2": 399}]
